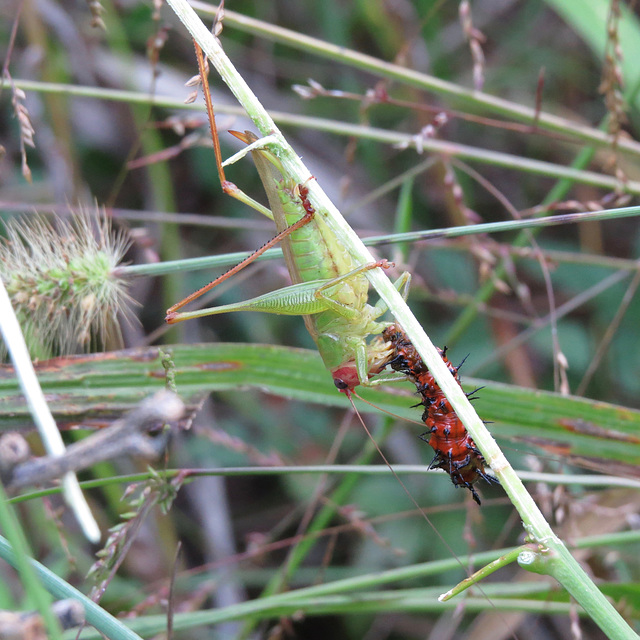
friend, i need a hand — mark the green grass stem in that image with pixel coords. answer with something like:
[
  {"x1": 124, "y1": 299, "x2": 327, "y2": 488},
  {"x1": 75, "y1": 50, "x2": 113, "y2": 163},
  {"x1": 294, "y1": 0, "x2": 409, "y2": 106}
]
[{"x1": 163, "y1": 3, "x2": 639, "y2": 636}]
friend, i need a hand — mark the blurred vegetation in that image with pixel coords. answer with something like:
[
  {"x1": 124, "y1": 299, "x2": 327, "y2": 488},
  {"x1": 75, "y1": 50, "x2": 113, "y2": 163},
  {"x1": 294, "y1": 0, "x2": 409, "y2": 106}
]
[{"x1": 1, "y1": 0, "x2": 640, "y2": 638}]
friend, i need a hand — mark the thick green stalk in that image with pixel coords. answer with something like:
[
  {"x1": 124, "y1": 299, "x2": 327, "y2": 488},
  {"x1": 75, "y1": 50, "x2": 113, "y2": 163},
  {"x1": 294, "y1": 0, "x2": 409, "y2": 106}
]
[{"x1": 163, "y1": 3, "x2": 637, "y2": 637}]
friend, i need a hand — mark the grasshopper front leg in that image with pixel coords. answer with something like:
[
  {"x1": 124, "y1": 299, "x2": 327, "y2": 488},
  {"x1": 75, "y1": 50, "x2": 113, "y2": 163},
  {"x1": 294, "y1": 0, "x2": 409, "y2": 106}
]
[{"x1": 318, "y1": 270, "x2": 412, "y2": 392}]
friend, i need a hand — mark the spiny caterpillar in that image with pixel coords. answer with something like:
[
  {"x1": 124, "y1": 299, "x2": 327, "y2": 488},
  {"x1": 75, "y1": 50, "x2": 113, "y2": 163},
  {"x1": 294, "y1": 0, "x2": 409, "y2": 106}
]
[{"x1": 382, "y1": 324, "x2": 495, "y2": 504}]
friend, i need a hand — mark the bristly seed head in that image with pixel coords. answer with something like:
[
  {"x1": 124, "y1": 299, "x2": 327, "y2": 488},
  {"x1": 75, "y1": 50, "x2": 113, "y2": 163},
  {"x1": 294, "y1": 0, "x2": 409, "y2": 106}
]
[{"x1": 0, "y1": 206, "x2": 132, "y2": 359}]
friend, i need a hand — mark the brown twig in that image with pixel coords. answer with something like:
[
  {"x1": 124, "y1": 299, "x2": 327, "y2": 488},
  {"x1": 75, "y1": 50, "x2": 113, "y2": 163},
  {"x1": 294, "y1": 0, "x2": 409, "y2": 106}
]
[{"x1": 3, "y1": 390, "x2": 184, "y2": 489}]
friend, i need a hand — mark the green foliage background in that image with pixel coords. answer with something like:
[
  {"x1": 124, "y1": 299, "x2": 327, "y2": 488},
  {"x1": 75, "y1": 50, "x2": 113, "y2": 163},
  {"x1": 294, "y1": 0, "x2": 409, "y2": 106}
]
[{"x1": 1, "y1": 1, "x2": 640, "y2": 638}]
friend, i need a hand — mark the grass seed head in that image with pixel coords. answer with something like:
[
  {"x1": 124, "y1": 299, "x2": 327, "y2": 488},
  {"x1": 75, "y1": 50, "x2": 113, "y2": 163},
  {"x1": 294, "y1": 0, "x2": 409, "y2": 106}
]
[{"x1": 0, "y1": 207, "x2": 132, "y2": 359}]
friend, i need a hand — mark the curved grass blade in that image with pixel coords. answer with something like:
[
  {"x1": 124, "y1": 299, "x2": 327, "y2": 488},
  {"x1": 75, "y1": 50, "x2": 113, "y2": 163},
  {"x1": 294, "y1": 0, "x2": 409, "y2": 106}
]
[{"x1": 0, "y1": 344, "x2": 638, "y2": 475}]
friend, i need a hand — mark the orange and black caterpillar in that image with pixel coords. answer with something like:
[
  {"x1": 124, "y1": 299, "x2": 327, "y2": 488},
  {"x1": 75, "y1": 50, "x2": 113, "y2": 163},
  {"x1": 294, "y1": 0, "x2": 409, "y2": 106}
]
[{"x1": 382, "y1": 324, "x2": 495, "y2": 505}]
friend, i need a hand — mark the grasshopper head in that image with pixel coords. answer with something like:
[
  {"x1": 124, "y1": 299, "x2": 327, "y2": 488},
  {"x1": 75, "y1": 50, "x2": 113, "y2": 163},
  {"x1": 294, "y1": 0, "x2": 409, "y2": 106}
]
[
  {"x1": 331, "y1": 365, "x2": 361, "y2": 394},
  {"x1": 330, "y1": 335, "x2": 396, "y2": 393}
]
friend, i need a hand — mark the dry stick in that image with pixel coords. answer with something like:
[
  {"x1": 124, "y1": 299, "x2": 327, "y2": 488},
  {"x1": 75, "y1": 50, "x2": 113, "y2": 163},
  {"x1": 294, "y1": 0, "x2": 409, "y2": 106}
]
[
  {"x1": 163, "y1": 3, "x2": 637, "y2": 638},
  {"x1": 5, "y1": 391, "x2": 184, "y2": 490}
]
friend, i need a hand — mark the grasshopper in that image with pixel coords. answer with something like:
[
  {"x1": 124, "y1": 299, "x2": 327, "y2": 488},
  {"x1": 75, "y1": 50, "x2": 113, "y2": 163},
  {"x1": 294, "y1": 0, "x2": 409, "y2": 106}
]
[{"x1": 166, "y1": 43, "x2": 410, "y2": 393}]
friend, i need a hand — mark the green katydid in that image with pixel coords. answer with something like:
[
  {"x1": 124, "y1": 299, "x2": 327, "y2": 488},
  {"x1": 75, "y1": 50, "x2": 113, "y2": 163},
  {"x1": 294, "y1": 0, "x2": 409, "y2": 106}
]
[{"x1": 166, "y1": 43, "x2": 410, "y2": 393}]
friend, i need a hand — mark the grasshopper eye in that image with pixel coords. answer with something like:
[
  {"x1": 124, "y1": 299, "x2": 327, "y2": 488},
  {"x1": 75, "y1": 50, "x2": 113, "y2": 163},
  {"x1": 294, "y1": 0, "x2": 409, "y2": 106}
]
[{"x1": 333, "y1": 378, "x2": 349, "y2": 391}]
